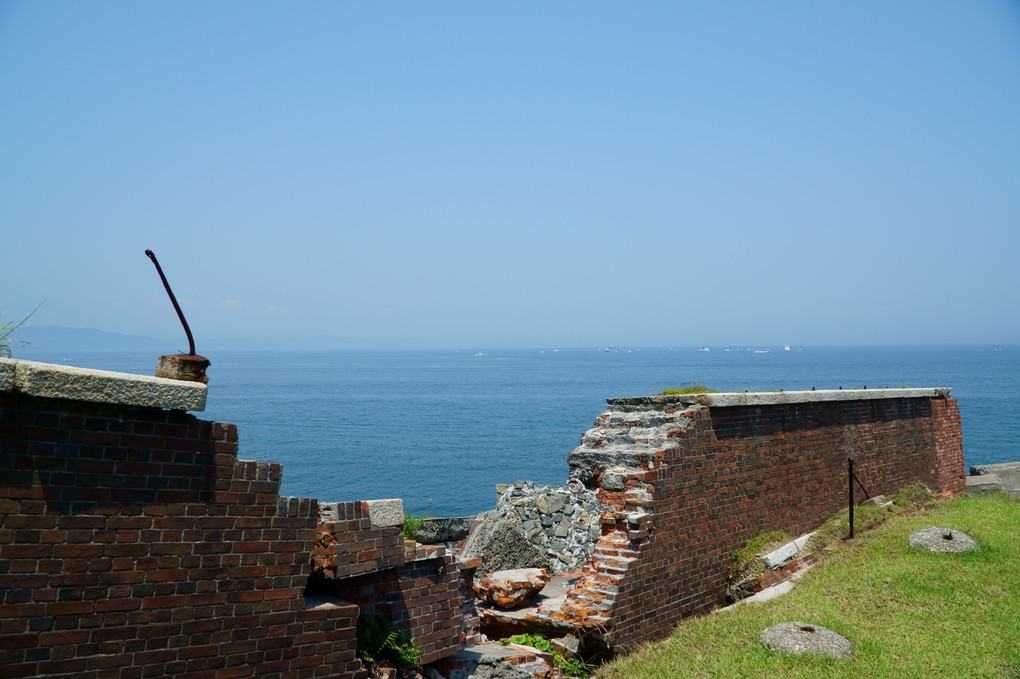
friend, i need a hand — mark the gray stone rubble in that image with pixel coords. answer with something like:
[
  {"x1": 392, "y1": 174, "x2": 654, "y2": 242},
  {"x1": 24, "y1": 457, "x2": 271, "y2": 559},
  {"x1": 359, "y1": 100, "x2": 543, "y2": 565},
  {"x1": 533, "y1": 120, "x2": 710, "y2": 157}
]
[
  {"x1": 462, "y1": 480, "x2": 601, "y2": 575},
  {"x1": 760, "y1": 621, "x2": 853, "y2": 659}
]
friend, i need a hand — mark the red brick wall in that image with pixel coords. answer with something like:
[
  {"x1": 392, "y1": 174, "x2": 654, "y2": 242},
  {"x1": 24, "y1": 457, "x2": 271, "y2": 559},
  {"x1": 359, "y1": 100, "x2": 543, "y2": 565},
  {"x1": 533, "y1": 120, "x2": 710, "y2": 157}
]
[
  {"x1": 932, "y1": 399, "x2": 966, "y2": 494},
  {"x1": 311, "y1": 504, "x2": 466, "y2": 665},
  {"x1": 0, "y1": 392, "x2": 368, "y2": 679},
  {"x1": 312, "y1": 550, "x2": 463, "y2": 666},
  {"x1": 561, "y1": 396, "x2": 965, "y2": 652},
  {"x1": 312, "y1": 503, "x2": 405, "y2": 580}
]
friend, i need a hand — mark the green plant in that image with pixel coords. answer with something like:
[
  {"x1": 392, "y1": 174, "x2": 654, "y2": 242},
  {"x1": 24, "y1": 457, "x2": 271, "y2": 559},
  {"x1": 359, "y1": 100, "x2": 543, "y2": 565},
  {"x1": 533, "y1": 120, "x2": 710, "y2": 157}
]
[
  {"x1": 356, "y1": 614, "x2": 423, "y2": 667},
  {"x1": 730, "y1": 531, "x2": 789, "y2": 580},
  {"x1": 401, "y1": 499, "x2": 431, "y2": 541},
  {"x1": 658, "y1": 381, "x2": 718, "y2": 395},
  {"x1": 499, "y1": 633, "x2": 594, "y2": 677},
  {"x1": 892, "y1": 482, "x2": 934, "y2": 507},
  {"x1": 499, "y1": 633, "x2": 553, "y2": 652},
  {"x1": 803, "y1": 502, "x2": 897, "y2": 552},
  {"x1": 0, "y1": 303, "x2": 43, "y2": 358},
  {"x1": 558, "y1": 654, "x2": 595, "y2": 678}
]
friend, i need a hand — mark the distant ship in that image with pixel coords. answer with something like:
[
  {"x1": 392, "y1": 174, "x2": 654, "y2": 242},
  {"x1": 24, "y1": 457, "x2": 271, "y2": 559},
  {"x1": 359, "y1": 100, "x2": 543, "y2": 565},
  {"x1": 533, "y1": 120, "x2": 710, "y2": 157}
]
[
  {"x1": 698, "y1": 346, "x2": 709, "y2": 352},
  {"x1": 754, "y1": 348, "x2": 770, "y2": 354},
  {"x1": 475, "y1": 352, "x2": 487, "y2": 357},
  {"x1": 784, "y1": 344, "x2": 791, "y2": 351}
]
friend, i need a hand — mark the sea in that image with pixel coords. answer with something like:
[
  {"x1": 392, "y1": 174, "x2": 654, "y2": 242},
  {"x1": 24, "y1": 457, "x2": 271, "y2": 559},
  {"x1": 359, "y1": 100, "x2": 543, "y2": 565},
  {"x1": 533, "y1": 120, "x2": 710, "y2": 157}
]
[{"x1": 23, "y1": 345, "x2": 1020, "y2": 518}]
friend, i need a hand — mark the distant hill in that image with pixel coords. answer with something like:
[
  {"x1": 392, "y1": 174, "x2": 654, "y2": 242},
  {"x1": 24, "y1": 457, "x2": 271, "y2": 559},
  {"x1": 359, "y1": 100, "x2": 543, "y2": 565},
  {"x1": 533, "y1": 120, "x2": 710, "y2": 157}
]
[
  {"x1": 9, "y1": 326, "x2": 441, "y2": 355},
  {"x1": 13, "y1": 326, "x2": 170, "y2": 354}
]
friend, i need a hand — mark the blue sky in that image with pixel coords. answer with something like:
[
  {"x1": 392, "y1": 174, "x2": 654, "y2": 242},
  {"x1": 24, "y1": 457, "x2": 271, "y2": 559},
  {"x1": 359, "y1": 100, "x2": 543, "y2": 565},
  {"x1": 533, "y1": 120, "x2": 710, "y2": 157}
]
[{"x1": 2, "y1": 1, "x2": 1018, "y2": 348}]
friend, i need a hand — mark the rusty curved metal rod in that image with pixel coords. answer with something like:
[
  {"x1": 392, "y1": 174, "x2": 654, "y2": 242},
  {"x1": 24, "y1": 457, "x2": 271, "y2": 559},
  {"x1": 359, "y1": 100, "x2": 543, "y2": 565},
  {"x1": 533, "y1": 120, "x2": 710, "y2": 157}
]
[{"x1": 145, "y1": 249, "x2": 196, "y2": 356}]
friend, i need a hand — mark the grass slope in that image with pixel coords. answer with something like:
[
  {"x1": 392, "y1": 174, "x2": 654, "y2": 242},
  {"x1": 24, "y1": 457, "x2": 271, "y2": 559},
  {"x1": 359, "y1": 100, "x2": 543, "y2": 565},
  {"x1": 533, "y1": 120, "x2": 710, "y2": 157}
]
[{"x1": 598, "y1": 494, "x2": 1020, "y2": 678}]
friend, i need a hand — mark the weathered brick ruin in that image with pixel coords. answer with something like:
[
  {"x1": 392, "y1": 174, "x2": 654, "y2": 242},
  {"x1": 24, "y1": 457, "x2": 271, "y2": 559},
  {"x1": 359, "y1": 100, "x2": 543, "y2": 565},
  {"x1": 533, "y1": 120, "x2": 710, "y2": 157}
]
[
  {"x1": 0, "y1": 357, "x2": 965, "y2": 677},
  {"x1": 548, "y1": 391, "x2": 965, "y2": 651}
]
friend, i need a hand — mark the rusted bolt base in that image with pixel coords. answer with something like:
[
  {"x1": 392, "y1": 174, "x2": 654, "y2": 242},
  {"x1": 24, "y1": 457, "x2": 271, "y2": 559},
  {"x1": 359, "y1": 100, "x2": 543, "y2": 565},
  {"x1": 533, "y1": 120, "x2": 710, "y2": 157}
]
[{"x1": 155, "y1": 354, "x2": 211, "y2": 384}]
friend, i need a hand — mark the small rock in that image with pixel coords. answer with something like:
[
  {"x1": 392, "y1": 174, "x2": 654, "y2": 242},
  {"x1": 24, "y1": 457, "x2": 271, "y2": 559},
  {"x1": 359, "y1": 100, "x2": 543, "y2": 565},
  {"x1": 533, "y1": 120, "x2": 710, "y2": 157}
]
[
  {"x1": 551, "y1": 635, "x2": 579, "y2": 658},
  {"x1": 760, "y1": 621, "x2": 852, "y2": 659},
  {"x1": 474, "y1": 568, "x2": 550, "y2": 609},
  {"x1": 601, "y1": 472, "x2": 625, "y2": 491},
  {"x1": 545, "y1": 494, "x2": 567, "y2": 514}
]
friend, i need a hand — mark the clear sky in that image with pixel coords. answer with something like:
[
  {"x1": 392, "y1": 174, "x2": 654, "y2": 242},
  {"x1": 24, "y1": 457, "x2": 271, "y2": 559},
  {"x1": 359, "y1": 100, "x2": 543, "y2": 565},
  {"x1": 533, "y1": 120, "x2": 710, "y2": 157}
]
[{"x1": 2, "y1": 1, "x2": 1018, "y2": 349}]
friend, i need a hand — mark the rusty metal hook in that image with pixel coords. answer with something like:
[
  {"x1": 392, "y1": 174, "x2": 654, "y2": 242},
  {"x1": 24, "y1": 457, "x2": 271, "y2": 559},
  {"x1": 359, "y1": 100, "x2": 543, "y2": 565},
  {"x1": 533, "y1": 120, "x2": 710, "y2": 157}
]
[{"x1": 145, "y1": 249, "x2": 196, "y2": 356}]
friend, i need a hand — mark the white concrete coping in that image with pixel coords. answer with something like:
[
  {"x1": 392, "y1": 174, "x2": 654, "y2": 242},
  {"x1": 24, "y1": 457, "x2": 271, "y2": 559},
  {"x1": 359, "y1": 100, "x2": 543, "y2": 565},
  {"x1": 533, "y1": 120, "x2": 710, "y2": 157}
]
[
  {"x1": 763, "y1": 533, "x2": 815, "y2": 569},
  {"x1": 610, "y1": 387, "x2": 951, "y2": 408},
  {"x1": 365, "y1": 498, "x2": 405, "y2": 529},
  {"x1": 0, "y1": 357, "x2": 206, "y2": 411},
  {"x1": 692, "y1": 387, "x2": 950, "y2": 407}
]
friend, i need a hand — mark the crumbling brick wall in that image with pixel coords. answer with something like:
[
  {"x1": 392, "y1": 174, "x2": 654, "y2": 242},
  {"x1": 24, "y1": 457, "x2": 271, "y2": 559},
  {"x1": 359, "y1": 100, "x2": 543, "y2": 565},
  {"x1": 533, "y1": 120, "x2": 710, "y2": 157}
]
[
  {"x1": 0, "y1": 391, "x2": 369, "y2": 679},
  {"x1": 310, "y1": 502, "x2": 467, "y2": 665},
  {"x1": 556, "y1": 393, "x2": 966, "y2": 653}
]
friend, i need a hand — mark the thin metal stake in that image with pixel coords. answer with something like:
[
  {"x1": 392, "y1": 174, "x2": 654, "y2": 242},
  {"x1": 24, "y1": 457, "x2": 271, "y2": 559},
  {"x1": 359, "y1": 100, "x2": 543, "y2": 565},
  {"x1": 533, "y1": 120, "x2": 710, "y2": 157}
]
[
  {"x1": 848, "y1": 457, "x2": 855, "y2": 539},
  {"x1": 145, "y1": 249, "x2": 196, "y2": 356}
]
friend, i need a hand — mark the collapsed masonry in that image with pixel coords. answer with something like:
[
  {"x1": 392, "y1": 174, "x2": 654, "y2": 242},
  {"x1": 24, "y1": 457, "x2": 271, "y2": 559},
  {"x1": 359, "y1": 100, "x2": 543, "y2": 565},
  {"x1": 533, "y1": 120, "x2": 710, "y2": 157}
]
[
  {"x1": 460, "y1": 389, "x2": 965, "y2": 654},
  {"x1": 0, "y1": 357, "x2": 966, "y2": 679}
]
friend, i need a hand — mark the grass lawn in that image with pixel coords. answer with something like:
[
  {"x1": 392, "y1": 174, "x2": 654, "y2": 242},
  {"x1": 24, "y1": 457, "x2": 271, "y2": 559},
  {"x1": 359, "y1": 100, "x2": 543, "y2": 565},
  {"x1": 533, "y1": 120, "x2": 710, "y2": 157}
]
[{"x1": 597, "y1": 493, "x2": 1020, "y2": 678}]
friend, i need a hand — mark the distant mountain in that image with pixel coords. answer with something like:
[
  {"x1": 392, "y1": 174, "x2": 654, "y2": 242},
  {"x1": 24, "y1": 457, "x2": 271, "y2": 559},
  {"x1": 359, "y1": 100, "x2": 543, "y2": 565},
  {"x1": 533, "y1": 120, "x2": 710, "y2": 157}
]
[
  {"x1": 13, "y1": 326, "x2": 170, "y2": 354},
  {"x1": 9, "y1": 326, "x2": 441, "y2": 355}
]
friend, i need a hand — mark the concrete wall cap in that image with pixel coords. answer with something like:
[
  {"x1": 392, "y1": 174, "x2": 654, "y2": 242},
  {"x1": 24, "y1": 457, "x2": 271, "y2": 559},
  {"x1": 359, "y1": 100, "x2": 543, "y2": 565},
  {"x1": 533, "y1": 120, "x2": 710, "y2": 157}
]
[
  {"x1": 365, "y1": 498, "x2": 405, "y2": 529},
  {"x1": 0, "y1": 357, "x2": 207, "y2": 411},
  {"x1": 607, "y1": 387, "x2": 951, "y2": 408}
]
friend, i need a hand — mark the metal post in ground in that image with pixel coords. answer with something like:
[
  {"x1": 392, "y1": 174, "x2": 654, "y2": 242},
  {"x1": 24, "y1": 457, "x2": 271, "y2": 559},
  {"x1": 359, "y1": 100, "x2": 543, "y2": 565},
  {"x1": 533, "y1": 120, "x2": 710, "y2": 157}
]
[{"x1": 848, "y1": 457, "x2": 855, "y2": 539}]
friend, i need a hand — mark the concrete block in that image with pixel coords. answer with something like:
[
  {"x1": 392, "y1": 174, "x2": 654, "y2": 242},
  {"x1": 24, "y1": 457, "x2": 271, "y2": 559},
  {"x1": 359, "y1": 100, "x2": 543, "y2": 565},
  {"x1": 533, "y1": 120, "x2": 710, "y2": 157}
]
[
  {"x1": 1, "y1": 357, "x2": 206, "y2": 411},
  {"x1": 763, "y1": 533, "x2": 815, "y2": 569},
  {"x1": 365, "y1": 498, "x2": 404, "y2": 528},
  {"x1": 971, "y1": 462, "x2": 1020, "y2": 497},
  {"x1": 0, "y1": 358, "x2": 15, "y2": 391},
  {"x1": 966, "y1": 474, "x2": 1004, "y2": 495},
  {"x1": 416, "y1": 517, "x2": 472, "y2": 544}
]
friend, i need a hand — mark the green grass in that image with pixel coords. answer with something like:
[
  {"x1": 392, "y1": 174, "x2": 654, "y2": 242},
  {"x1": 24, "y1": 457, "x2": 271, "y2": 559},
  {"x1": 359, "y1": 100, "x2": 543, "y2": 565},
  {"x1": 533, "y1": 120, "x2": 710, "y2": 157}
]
[
  {"x1": 0, "y1": 303, "x2": 42, "y2": 358},
  {"x1": 598, "y1": 494, "x2": 1020, "y2": 678},
  {"x1": 731, "y1": 531, "x2": 789, "y2": 581},
  {"x1": 658, "y1": 382, "x2": 718, "y2": 395},
  {"x1": 401, "y1": 510, "x2": 427, "y2": 541}
]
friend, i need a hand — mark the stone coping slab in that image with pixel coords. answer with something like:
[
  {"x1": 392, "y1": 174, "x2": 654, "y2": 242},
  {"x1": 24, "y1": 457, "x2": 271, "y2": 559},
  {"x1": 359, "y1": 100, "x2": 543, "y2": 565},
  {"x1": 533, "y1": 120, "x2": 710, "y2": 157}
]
[
  {"x1": 609, "y1": 387, "x2": 951, "y2": 408},
  {"x1": 0, "y1": 357, "x2": 207, "y2": 411}
]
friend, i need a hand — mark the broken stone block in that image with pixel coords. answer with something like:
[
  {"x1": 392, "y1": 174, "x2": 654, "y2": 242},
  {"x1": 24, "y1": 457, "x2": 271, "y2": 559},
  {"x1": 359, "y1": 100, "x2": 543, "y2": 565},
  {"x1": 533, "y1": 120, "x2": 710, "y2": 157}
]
[
  {"x1": 474, "y1": 568, "x2": 550, "y2": 609},
  {"x1": 461, "y1": 520, "x2": 552, "y2": 574},
  {"x1": 365, "y1": 499, "x2": 404, "y2": 529},
  {"x1": 415, "y1": 517, "x2": 473, "y2": 544}
]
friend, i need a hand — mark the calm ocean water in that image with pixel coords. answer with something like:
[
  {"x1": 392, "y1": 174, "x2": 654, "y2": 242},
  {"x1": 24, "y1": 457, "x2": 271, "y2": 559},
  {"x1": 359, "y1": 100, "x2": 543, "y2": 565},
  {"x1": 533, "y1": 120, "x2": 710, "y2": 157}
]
[{"x1": 25, "y1": 345, "x2": 1020, "y2": 517}]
